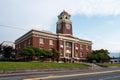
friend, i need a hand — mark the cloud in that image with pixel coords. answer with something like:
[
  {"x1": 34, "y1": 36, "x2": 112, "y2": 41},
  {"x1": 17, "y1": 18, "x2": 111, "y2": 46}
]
[
  {"x1": 1, "y1": 0, "x2": 120, "y2": 29},
  {"x1": 92, "y1": 36, "x2": 120, "y2": 52},
  {"x1": 38, "y1": 0, "x2": 120, "y2": 16},
  {"x1": 0, "y1": 0, "x2": 120, "y2": 53},
  {"x1": 75, "y1": 0, "x2": 120, "y2": 16}
]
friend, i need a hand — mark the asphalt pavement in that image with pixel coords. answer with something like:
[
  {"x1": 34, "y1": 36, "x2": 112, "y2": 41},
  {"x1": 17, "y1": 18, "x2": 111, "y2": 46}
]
[
  {"x1": 47, "y1": 71, "x2": 120, "y2": 80},
  {"x1": 0, "y1": 67, "x2": 120, "y2": 80}
]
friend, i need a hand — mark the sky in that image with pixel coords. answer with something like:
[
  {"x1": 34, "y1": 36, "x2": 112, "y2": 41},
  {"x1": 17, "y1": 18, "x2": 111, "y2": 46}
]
[{"x1": 0, "y1": 0, "x2": 120, "y2": 55}]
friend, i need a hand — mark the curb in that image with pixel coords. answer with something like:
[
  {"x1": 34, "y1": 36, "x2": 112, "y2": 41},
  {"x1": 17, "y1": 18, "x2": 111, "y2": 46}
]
[
  {"x1": 0, "y1": 68, "x2": 90, "y2": 74},
  {"x1": 0, "y1": 68, "x2": 90, "y2": 77}
]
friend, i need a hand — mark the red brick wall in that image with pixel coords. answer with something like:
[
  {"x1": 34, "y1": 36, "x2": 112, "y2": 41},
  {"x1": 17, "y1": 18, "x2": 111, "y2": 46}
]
[
  {"x1": 32, "y1": 36, "x2": 39, "y2": 48},
  {"x1": 15, "y1": 37, "x2": 32, "y2": 51}
]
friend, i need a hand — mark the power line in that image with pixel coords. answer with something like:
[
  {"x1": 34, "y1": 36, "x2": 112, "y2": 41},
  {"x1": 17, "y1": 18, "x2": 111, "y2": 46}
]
[{"x1": 0, "y1": 25, "x2": 29, "y2": 31}]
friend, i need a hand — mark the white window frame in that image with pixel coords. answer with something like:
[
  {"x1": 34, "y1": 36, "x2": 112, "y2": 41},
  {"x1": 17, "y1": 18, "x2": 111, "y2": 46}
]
[
  {"x1": 49, "y1": 40, "x2": 53, "y2": 45},
  {"x1": 80, "y1": 52, "x2": 83, "y2": 57},
  {"x1": 80, "y1": 44, "x2": 83, "y2": 49},
  {"x1": 86, "y1": 45, "x2": 89, "y2": 50},
  {"x1": 66, "y1": 42, "x2": 71, "y2": 47},
  {"x1": 39, "y1": 38, "x2": 44, "y2": 44}
]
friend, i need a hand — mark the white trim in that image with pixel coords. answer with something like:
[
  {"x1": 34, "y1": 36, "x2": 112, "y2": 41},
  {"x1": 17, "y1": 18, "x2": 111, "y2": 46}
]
[
  {"x1": 15, "y1": 36, "x2": 32, "y2": 45},
  {"x1": 15, "y1": 32, "x2": 32, "y2": 43},
  {"x1": 16, "y1": 30, "x2": 92, "y2": 45},
  {"x1": 57, "y1": 35, "x2": 92, "y2": 45},
  {"x1": 33, "y1": 31, "x2": 57, "y2": 39}
]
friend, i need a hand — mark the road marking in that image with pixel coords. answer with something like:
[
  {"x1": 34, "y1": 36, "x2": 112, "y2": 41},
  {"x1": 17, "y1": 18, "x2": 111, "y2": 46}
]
[{"x1": 24, "y1": 70, "x2": 120, "y2": 80}]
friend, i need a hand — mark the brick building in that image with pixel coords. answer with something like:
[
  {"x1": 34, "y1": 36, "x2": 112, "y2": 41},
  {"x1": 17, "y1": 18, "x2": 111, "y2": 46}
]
[{"x1": 15, "y1": 11, "x2": 92, "y2": 62}]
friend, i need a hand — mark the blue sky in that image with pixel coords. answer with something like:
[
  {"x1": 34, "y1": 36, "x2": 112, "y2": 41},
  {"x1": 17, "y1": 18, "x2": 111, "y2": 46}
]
[{"x1": 0, "y1": 0, "x2": 120, "y2": 55}]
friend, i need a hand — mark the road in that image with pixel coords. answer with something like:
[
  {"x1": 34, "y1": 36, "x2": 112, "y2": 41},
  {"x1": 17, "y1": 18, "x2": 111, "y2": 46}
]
[
  {"x1": 0, "y1": 69, "x2": 120, "y2": 80},
  {"x1": 47, "y1": 71, "x2": 120, "y2": 80}
]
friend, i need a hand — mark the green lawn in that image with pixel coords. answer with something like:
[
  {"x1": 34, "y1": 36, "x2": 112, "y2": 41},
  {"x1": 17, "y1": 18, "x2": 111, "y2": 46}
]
[
  {"x1": 97, "y1": 63, "x2": 120, "y2": 67},
  {"x1": 103, "y1": 64, "x2": 120, "y2": 66},
  {"x1": 0, "y1": 62, "x2": 90, "y2": 70}
]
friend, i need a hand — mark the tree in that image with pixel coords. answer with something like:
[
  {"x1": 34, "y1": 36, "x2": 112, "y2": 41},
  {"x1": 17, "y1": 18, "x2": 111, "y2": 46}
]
[
  {"x1": 30, "y1": 46, "x2": 42, "y2": 56},
  {"x1": 0, "y1": 45, "x2": 2, "y2": 54},
  {"x1": 87, "y1": 49, "x2": 110, "y2": 63},
  {"x1": 19, "y1": 46, "x2": 53, "y2": 61},
  {"x1": 42, "y1": 49, "x2": 53, "y2": 58},
  {"x1": 55, "y1": 50, "x2": 60, "y2": 62},
  {"x1": 19, "y1": 46, "x2": 35, "y2": 61},
  {"x1": 1, "y1": 46, "x2": 15, "y2": 58}
]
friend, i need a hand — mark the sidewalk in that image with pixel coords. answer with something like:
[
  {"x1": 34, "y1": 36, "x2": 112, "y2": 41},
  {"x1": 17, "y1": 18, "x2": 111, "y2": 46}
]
[{"x1": 0, "y1": 68, "x2": 91, "y2": 77}]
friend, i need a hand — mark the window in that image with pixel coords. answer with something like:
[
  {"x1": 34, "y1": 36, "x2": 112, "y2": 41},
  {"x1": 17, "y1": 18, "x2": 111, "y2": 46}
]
[
  {"x1": 86, "y1": 52, "x2": 89, "y2": 55},
  {"x1": 75, "y1": 44, "x2": 78, "y2": 50},
  {"x1": 24, "y1": 42, "x2": 26, "y2": 47},
  {"x1": 49, "y1": 48, "x2": 53, "y2": 51},
  {"x1": 60, "y1": 41, "x2": 63, "y2": 48},
  {"x1": 86, "y1": 45, "x2": 89, "y2": 50},
  {"x1": 66, "y1": 42, "x2": 72, "y2": 47},
  {"x1": 115, "y1": 61, "x2": 117, "y2": 62},
  {"x1": 40, "y1": 47, "x2": 43, "y2": 49},
  {"x1": 28, "y1": 39, "x2": 31, "y2": 45},
  {"x1": 66, "y1": 17, "x2": 68, "y2": 19},
  {"x1": 39, "y1": 38, "x2": 44, "y2": 44},
  {"x1": 49, "y1": 40, "x2": 53, "y2": 45},
  {"x1": 60, "y1": 45, "x2": 63, "y2": 48},
  {"x1": 75, "y1": 51, "x2": 78, "y2": 57},
  {"x1": 80, "y1": 44, "x2": 82, "y2": 49},
  {"x1": 18, "y1": 44, "x2": 20, "y2": 49},
  {"x1": 66, "y1": 53, "x2": 71, "y2": 58},
  {"x1": 66, "y1": 50, "x2": 71, "y2": 53},
  {"x1": 80, "y1": 52, "x2": 83, "y2": 57},
  {"x1": 60, "y1": 49, "x2": 63, "y2": 56}
]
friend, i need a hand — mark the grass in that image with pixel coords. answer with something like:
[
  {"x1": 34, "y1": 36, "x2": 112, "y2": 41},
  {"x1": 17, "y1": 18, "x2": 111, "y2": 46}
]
[
  {"x1": 0, "y1": 62, "x2": 90, "y2": 70},
  {"x1": 97, "y1": 63, "x2": 120, "y2": 67}
]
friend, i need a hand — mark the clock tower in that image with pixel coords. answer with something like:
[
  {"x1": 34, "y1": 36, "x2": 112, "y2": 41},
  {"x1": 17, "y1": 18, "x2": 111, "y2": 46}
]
[{"x1": 56, "y1": 11, "x2": 73, "y2": 35}]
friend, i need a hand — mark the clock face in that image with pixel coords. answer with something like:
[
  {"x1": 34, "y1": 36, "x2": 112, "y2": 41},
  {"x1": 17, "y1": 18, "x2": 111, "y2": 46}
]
[
  {"x1": 57, "y1": 24, "x2": 61, "y2": 30},
  {"x1": 66, "y1": 23, "x2": 71, "y2": 29}
]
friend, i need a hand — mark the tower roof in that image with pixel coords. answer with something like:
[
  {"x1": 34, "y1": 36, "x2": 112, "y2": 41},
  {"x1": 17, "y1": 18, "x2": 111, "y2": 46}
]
[{"x1": 60, "y1": 10, "x2": 69, "y2": 16}]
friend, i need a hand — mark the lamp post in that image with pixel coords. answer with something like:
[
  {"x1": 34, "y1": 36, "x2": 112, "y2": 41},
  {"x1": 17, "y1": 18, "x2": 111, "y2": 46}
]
[{"x1": 92, "y1": 60, "x2": 96, "y2": 70}]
